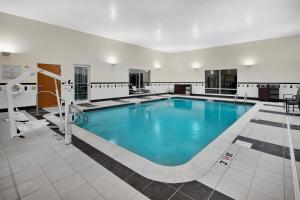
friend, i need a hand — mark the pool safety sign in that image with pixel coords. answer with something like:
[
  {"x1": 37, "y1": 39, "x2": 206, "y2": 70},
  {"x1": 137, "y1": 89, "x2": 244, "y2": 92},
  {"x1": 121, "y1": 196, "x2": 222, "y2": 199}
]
[{"x1": 219, "y1": 152, "x2": 234, "y2": 166}]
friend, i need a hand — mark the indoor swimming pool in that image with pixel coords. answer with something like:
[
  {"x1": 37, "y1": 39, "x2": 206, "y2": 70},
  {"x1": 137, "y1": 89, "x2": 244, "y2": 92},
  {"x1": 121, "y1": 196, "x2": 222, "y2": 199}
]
[{"x1": 77, "y1": 98, "x2": 253, "y2": 166}]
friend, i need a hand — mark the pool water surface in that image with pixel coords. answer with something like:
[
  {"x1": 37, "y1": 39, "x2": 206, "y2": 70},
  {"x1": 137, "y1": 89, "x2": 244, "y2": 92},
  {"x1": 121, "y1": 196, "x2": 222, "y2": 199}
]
[{"x1": 78, "y1": 98, "x2": 252, "y2": 166}]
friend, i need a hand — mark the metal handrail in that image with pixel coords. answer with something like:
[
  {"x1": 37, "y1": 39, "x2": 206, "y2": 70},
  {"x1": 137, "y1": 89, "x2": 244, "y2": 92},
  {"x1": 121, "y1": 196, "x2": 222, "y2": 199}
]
[
  {"x1": 244, "y1": 93, "x2": 247, "y2": 104},
  {"x1": 69, "y1": 104, "x2": 88, "y2": 125},
  {"x1": 234, "y1": 93, "x2": 238, "y2": 103}
]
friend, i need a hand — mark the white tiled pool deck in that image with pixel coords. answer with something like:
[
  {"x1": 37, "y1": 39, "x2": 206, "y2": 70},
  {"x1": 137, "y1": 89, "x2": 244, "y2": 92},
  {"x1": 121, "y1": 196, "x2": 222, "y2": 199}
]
[{"x1": 0, "y1": 95, "x2": 300, "y2": 200}]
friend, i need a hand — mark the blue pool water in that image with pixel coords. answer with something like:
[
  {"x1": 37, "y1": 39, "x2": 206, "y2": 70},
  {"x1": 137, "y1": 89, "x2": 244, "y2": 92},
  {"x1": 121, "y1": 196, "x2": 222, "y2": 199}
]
[{"x1": 78, "y1": 98, "x2": 253, "y2": 166}]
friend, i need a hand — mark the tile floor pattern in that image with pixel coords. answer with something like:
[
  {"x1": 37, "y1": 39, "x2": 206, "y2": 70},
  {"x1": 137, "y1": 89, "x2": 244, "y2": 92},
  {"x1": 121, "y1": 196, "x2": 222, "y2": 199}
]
[
  {"x1": 26, "y1": 108, "x2": 235, "y2": 200},
  {"x1": 0, "y1": 97, "x2": 299, "y2": 200}
]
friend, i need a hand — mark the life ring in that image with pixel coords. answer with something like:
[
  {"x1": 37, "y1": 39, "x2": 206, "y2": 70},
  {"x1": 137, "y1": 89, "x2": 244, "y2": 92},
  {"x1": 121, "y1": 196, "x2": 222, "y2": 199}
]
[{"x1": 10, "y1": 83, "x2": 24, "y2": 96}]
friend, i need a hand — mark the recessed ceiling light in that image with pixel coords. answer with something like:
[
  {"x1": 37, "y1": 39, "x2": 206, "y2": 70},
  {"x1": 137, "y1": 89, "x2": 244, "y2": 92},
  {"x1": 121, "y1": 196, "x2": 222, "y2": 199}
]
[
  {"x1": 192, "y1": 23, "x2": 199, "y2": 38},
  {"x1": 245, "y1": 13, "x2": 253, "y2": 27},
  {"x1": 156, "y1": 29, "x2": 162, "y2": 40},
  {"x1": 110, "y1": 4, "x2": 117, "y2": 21}
]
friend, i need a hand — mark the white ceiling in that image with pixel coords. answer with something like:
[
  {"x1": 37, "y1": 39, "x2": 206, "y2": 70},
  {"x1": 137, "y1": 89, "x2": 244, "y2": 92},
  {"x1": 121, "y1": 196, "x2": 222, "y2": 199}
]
[{"x1": 1, "y1": 0, "x2": 300, "y2": 53}]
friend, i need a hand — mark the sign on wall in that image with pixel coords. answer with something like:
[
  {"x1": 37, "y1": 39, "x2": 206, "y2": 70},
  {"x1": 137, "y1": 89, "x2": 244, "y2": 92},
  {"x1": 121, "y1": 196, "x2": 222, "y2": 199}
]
[{"x1": 1, "y1": 65, "x2": 21, "y2": 79}]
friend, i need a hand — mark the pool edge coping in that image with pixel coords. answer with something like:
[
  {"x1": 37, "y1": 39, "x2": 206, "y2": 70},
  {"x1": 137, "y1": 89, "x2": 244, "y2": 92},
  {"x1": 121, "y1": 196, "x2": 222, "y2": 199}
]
[{"x1": 44, "y1": 95, "x2": 262, "y2": 183}]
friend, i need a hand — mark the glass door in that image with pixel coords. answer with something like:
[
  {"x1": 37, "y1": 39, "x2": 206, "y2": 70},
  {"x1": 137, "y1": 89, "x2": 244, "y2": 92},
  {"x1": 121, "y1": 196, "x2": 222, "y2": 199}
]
[
  {"x1": 74, "y1": 65, "x2": 89, "y2": 101},
  {"x1": 129, "y1": 69, "x2": 150, "y2": 94},
  {"x1": 205, "y1": 69, "x2": 237, "y2": 95}
]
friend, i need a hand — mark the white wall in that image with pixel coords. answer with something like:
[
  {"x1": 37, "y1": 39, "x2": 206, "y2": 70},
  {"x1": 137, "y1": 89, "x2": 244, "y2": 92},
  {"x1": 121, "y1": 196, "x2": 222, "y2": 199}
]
[
  {"x1": 1, "y1": 12, "x2": 300, "y2": 109},
  {"x1": 0, "y1": 12, "x2": 167, "y2": 82},
  {"x1": 0, "y1": 12, "x2": 167, "y2": 108},
  {"x1": 165, "y1": 34, "x2": 300, "y2": 98}
]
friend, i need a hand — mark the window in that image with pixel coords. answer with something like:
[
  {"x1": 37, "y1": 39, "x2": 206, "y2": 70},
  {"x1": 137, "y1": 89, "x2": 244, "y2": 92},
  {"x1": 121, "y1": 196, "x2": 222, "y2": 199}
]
[
  {"x1": 205, "y1": 69, "x2": 237, "y2": 95},
  {"x1": 74, "y1": 65, "x2": 89, "y2": 101},
  {"x1": 129, "y1": 69, "x2": 150, "y2": 94}
]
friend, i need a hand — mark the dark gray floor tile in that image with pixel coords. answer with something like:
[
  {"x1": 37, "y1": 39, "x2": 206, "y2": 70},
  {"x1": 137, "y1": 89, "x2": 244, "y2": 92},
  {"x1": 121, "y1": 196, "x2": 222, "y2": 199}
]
[
  {"x1": 100, "y1": 157, "x2": 121, "y2": 170},
  {"x1": 125, "y1": 173, "x2": 152, "y2": 191},
  {"x1": 142, "y1": 181, "x2": 176, "y2": 200},
  {"x1": 167, "y1": 183, "x2": 184, "y2": 190},
  {"x1": 179, "y1": 181, "x2": 213, "y2": 200},
  {"x1": 209, "y1": 191, "x2": 233, "y2": 200},
  {"x1": 110, "y1": 164, "x2": 135, "y2": 179},
  {"x1": 169, "y1": 191, "x2": 192, "y2": 200}
]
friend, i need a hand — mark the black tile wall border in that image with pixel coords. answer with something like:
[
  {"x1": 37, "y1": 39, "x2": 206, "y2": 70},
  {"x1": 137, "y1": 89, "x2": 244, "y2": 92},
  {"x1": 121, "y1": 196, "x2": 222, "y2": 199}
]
[
  {"x1": 25, "y1": 108, "x2": 233, "y2": 200},
  {"x1": 0, "y1": 82, "x2": 37, "y2": 85},
  {"x1": 237, "y1": 82, "x2": 300, "y2": 84},
  {"x1": 150, "y1": 82, "x2": 204, "y2": 84},
  {"x1": 250, "y1": 119, "x2": 300, "y2": 130},
  {"x1": 3, "y1": 81, "x2": 298, "y2": 85},
  {"x1": 90, "y1": 82, "x2": 129, "y2": 84},
  {"x1": 233, "y1": 136, "x2": 300, "y2": 161}
]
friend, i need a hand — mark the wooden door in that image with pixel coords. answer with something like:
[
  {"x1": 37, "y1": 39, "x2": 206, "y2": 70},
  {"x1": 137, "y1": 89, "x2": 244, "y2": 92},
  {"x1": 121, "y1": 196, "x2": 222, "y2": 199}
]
[{"x1": 37, "y1": 63, "x2": 61, "y2": 108}]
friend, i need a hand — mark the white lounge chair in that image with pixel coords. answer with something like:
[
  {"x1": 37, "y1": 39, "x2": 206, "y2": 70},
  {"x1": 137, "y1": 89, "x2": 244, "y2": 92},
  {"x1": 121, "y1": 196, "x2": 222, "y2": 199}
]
[
  {"x1": 142, "y1": 86, "x2": 151, "y2": 93},
  {"x1": 132, "y1": 86, "x2": 142, "y2": 94}
]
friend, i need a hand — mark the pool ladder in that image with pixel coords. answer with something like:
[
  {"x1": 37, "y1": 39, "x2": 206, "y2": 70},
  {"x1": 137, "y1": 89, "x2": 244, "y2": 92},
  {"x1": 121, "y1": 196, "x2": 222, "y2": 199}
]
[
  {"x1": 69, "y1": 104, "x2": 88, "y2": 126},
  {"x1": 234, "y1": 93, "x2": 247, "y2": 104}
]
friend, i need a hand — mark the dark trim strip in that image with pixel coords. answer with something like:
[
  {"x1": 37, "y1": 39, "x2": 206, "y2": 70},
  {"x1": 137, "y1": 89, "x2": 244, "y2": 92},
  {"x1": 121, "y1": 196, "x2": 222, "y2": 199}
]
[
  {"x1": 0, "y1": 82, "x2": 37, "y2": 85},
  {"x1": 90, "y1": 81, "x2": 206, "y2": 84},
  {"x1": 150, "y1": 81, "x2": 204, "y2": 83},
  {"x1": 25, "y1": 108, "x2": 233, "y2": 200},
  {"x1": 250, "y1": 119, "x2": 300, "y2": 130},
  {"x1": 237, "y1": 82, "x2": 300, "y2": 84},
  {"x1": 90, "y1": 82, "x2": 129, "y2": 84},
  {"x1": 1, "y1": 81, "x2": 298, "y2": 85},
  {"x1": 233, "y1": 136, "x2": 300, "y2": 161}
]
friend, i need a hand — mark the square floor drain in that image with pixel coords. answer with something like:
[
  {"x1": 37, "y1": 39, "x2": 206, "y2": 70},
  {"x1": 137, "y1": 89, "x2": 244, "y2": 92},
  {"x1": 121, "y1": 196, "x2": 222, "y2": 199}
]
[{"x1": 235, "y1": 140, "x2": 252, "y2": 148}]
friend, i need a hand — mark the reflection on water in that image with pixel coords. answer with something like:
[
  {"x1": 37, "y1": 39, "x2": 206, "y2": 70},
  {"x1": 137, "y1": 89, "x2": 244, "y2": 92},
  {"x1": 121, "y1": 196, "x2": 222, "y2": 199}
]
[{"x1": 79, "y1": 98, "x2": 252, "y2": 166}]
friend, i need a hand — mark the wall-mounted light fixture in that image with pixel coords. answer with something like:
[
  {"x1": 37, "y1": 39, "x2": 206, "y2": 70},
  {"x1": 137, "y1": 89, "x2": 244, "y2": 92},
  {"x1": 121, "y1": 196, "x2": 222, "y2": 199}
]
[
  {"x1": 2, "y1": 52, "x2": 11, "y2": 56},
  {"x1": 191, "y1": 62, "x2": 201, "y2": 70},
  {"x1": 107, "y1": 56, "x2": 118, "y2": 67},
  {"x1": 243, "y1": 59, "x2": 255, "y2": 67},
  {"x1": 154, "y1": 62, "x2": 161, "y2": 70}
]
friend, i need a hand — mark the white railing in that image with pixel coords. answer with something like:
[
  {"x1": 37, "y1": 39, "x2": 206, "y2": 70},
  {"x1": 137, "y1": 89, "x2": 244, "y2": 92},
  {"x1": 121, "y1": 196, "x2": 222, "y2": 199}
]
[
  {"x1": 69, "y1": 104, "x2": 88, "y2": 126},
  {"x1": 234, "y1": 93, "x2": 238, "y2": 103},
  {"x1": 244, "y1": 93, "x2": 247, "y2": 104},
  {"x1": 286, "y1": 117, "x2": 300, "y2": 200}
]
